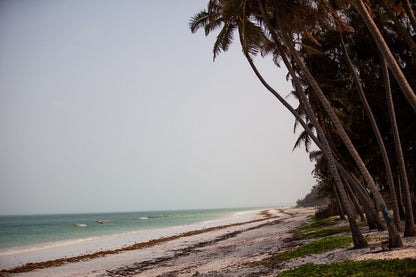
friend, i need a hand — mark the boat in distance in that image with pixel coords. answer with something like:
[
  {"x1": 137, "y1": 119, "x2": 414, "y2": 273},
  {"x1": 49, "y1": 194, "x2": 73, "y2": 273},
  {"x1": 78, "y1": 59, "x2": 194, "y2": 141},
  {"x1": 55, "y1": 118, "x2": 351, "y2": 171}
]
[{"x1": 96, "y1": 220, "x2": 110, "y2": 224}]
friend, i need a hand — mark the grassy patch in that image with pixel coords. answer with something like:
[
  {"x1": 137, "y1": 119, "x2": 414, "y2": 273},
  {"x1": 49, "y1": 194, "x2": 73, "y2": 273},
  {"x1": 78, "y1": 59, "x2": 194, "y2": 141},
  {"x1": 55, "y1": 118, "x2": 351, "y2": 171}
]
[
  {"x1": 291, "y1": 225, "x2": 351, "y2": 241},
  {"x1": 291, "y1": 217, "x2": 338, "y2": 234},
  {"x1": 277, "y1": 258, "x2": 416, "y2": 277},
  {"x1": 289, "y1": 216, "x2": 350, "y2": 241},
  {"x1": 265, "y1": 236, "x2": 352, "y2": 265}
]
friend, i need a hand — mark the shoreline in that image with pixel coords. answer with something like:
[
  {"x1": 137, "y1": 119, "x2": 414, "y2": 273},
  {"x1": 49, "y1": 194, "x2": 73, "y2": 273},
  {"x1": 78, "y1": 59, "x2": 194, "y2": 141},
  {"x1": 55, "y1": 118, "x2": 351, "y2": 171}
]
[
  {"x1": 1, "y1": 211, "x2": 276, "y2": 274},
  {"x1": 1, "y1": 207, "x2": 415, "y2": 276},
  {"x1": 0, "y1": 207, "x2": 264, "y2": 269}
]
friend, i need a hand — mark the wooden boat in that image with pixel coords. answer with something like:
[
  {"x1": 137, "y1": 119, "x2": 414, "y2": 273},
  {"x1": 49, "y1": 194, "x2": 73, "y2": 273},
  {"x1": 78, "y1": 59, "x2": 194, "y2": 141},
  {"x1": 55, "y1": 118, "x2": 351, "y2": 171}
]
[{"x1": 96, "y1": 220, "x2": 110, "y2": 224}]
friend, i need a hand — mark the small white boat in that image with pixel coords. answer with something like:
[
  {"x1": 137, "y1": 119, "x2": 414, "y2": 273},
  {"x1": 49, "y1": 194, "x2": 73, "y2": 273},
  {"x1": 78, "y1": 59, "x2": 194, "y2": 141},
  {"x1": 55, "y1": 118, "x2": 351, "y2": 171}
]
[
  {"x1": 96, "y1": 220, "x2": 110, "y2": 224},
  {"x1": 139, "y1": 217, "x2": 148, "y2": 220},
  {"x1": 73, "y1": 223, "x2": 87, "y2": 227}
]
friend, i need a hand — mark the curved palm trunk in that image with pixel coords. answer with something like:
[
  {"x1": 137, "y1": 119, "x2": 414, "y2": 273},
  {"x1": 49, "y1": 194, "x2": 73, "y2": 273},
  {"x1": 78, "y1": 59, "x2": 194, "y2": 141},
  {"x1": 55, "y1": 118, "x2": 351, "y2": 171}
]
[
  {"x1": 339, "y1": 32, "x2": 401, "y2": 231},
  {"x1": 240, "y1": 35, "x2": 367, "y2": 248},
  {"x1": 333, "y1": 183, "x2": 346, "y2": 219},
  {"x1": 382, "y1": 57, "x2": 416, "y2": 237},
  {"x1": 286, "y1": 70, "x2": 367, "y2": 248},
  {"x1": 396, "y1": 171, "x2": 406, "y2": 218},
  {"x1": 275, "y1": 48, "x2": 367, "y2": 248},
  {"x1": 275, "y1": 27, "x2": 402, "y2": 247},
  {"x1": 339, "y1": 166, "x2": 385, "y2": 230},
  {"x1": 353, "y1": 0, "x2": 416, "y2": 113},
  {"x1": 343, "y1": 175, "x2": 365, "y2": 222}
]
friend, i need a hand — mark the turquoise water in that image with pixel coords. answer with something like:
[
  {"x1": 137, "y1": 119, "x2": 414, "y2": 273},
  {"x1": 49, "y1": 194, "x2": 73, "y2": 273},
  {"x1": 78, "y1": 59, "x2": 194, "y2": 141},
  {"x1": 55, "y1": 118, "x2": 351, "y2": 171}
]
[{"x1": 0, "y1": 208, "x2": 258, "y2": 251}]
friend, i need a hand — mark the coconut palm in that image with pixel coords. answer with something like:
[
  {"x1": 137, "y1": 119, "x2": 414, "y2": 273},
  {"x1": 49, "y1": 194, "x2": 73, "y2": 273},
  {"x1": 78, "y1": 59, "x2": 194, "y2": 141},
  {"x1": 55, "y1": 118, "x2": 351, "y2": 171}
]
[
  {"x1": 190, "y1": 0, "x2": 368, "y2": 248},
  {"x1": 339, "y1": 30, "x2": 401, "y2": 231},
  {"x1": 382, "y1": 57, "x2": 416, "y2": 237},
  {"x1": 256, "y1": 0, "x2": 402, "y2": 247},
  {"x1": 244, "y1": 41, "x2": 367, "y2": 248}
]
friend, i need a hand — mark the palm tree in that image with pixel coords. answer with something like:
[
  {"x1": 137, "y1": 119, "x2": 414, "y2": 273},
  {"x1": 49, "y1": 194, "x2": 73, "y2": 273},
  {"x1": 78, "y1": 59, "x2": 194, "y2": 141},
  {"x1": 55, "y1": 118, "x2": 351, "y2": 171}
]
[
  {"x1": 257, "y1": 0, "x2": 402, "y2": 247},
  {"x1": 190, "y1": 0, "x2": 368, "y2": 248},
  {"x1": 352, "y1": 0, "x2": 416, "y2": 112},
  {"x1": 243, "y1": 43, "x2": 367, "y2": 248},
  {"x1": 339, "y1": 30, "x2": 401, "y2": 231},
  {"x1": 382, "y1": 57, "x2": 416, "y2": 237}
]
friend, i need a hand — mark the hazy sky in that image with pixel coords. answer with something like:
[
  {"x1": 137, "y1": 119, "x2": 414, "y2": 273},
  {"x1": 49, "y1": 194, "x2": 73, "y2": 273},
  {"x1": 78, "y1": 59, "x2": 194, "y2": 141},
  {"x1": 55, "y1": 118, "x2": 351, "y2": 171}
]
[{"x1": 0, "y1": 0, "x2": 315, "y2": 215}]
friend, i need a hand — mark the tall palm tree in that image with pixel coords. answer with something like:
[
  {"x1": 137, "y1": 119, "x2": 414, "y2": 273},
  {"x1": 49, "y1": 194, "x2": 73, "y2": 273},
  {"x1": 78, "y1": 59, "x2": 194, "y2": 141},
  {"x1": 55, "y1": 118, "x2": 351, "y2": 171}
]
[
  {"x1": 241, "y1": 2, "x2": 367, "y2": 247},
  {"x1": 339, "y1": 30, "x2": 401, "y2": 231},
  {"x1": 382, "y1": 57, "x2": 416, "y2": 237},
  {"x1": 243, "y1": 43, "x2": 367, "y2": 249},
  {"x1": 352, "y1": 0, "x2": 416, "y2": 112},
  {"x1": 190, "y1": 0, "x2": 368, "y2": 248},
  {"x1": 257, "y1": 0, "x2": 402, "y2": 247}
]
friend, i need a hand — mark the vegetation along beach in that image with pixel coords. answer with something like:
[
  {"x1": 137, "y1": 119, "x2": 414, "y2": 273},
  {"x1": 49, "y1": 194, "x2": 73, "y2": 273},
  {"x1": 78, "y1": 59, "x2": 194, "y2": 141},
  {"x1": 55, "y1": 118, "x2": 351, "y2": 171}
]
[{"x1": 1, "y1": 0, "x2": 416, "y2": 276}]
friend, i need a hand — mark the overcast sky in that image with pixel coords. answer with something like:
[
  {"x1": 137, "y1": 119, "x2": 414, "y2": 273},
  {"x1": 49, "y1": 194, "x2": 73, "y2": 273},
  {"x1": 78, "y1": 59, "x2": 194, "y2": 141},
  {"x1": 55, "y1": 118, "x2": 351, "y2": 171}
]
[{"x1": 0, "y1": 0, "x2": 315, "y2": 215}]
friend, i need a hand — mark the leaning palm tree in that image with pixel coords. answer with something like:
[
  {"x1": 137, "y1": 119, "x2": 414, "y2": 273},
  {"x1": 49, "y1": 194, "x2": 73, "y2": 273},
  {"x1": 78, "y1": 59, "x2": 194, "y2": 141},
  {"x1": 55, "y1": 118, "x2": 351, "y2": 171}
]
[
  {"x1": 382, "y1": 57, "x2": 416, "y2": 237},
  {"x1": 242, "y1": 33, "x2": 367, "y2": 248},
  {"x1": 190, "y1": 0, "x2": 369, "y2": 248},
  {"x1": 339, "y1": 30, "x2": 401, "y2": 231},
  {"x1": 256, "y1": 0, "x2": 402, "y2": 247}
]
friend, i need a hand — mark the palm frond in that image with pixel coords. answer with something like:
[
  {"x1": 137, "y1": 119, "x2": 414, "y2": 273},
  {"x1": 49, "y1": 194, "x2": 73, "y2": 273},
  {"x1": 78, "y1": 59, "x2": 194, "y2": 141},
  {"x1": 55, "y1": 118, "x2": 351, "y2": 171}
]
[
  {"x1": 189, "y1": 10, "x2": 209, "y2": 33},
  {"x1": 213, "y1": 22, "x2": 236, "y2": 60},
  {"x1": 239, "y1": 18, "x2": 265, "y2": 58},
  {"x1": 309, "y1": 150, "x2": 323, "y2": 162},
  {"x1": 292, "y1": 129, "x2": 312, "y2": 152},
  {"x1": 301, "y1": 43, "x2": 323, "y2": 55}
]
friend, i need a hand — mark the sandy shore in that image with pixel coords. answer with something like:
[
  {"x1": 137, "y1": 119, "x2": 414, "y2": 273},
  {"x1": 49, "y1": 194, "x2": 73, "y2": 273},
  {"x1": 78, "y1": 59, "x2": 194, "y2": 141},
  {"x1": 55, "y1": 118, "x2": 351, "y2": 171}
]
[{"x1": 2, "y1": 207, "x2": 416, "y2": 276}]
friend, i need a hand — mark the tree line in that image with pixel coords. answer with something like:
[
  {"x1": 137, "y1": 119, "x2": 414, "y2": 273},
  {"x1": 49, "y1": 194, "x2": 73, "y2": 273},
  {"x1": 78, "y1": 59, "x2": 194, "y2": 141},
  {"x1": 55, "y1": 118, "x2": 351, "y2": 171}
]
[{"x1": 190, "y1": 0, "x2": 416, "y2": 249}]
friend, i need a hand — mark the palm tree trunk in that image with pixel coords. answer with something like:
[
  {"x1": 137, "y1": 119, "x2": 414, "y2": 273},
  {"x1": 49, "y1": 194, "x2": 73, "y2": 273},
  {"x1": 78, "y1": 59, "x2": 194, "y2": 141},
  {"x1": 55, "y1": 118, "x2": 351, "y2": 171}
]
[
  {"x1": 344, "y1": 175, "x2": 365, "y2": 222},
  {"x1": 339, "y1": 31, "x2": 401, "y2": 231},
  {"x1": 396, "y1": 171, "x2": 406, "y2": 218},
  {"x1": 338, "y1": 164, "x2": 386, "y2": 230},
  {"x1": 274, "y1": 45, "x2": 367, "y2": 248},
  {"x1": 240, "y1": 28, "x2": 367, "y2": 247},
  {"x1": 382, "y1": 57, "x2": 416, "y2": 237},
  {"x1": 333, "y1": 184, "x2": 346, "y2": 220},
  {"x1": 275, "y1": 26, "x2": 402, "y2": 247},
  {"x1": 353, "y1": 0, "x2": 416, "y2": 112}
]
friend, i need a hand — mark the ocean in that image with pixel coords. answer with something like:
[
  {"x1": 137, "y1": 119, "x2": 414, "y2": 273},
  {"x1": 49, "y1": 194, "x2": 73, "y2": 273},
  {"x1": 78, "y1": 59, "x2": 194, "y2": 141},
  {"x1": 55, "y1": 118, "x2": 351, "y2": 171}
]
[{"x1": 0, "y1": 207, "x2": 272, "y2": 269}]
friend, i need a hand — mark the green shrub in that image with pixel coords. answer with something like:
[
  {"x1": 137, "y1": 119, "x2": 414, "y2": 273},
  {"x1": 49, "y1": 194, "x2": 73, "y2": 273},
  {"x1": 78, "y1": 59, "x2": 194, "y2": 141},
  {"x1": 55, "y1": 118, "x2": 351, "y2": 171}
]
[
  {"x1": 266, "y1": 236, "x2": 352, "y2": 265},
  {"x1": 289, "y1": 216, "x2": 350, "y2": 241},
  {"x1": 292, "y1": 226, "x2": 351, "y2": 241},
  {"x1": 277, "y1": 258, "x2": 416, "y2": 277}
]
